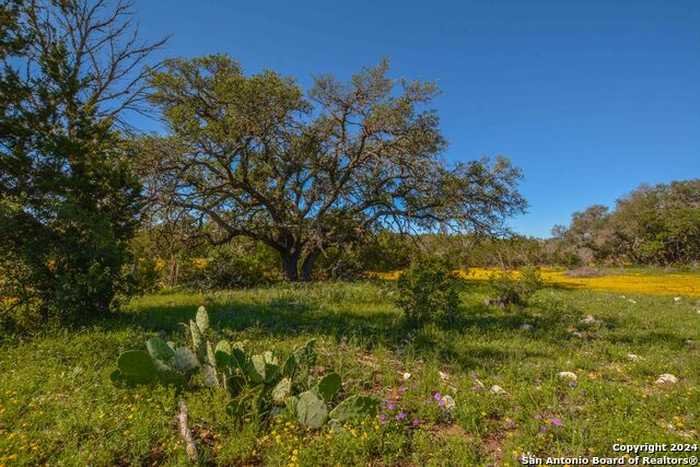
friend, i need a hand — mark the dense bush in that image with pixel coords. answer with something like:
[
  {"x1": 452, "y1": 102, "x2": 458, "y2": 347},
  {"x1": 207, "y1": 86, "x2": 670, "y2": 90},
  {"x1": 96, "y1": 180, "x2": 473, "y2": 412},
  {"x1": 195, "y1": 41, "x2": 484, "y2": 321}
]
[
  {"x1": 486, "y1": 265, "x2": 544, "y2": 308},
  {"x1": 129, "y1": 237, "x2": 282, "y2": 292},
  {"x1": 395, "y1": 258, "x2": 460, "y2": 327},
  {"x1": 183, "y1": 243, "x2": 282, "y2": 289}
]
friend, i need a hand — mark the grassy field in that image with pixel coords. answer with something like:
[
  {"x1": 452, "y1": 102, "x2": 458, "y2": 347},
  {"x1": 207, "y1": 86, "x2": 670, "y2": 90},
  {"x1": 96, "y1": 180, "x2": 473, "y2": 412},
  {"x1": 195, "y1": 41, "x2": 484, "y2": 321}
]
[{"x1": 1, "y1": 276, "x2": 699, "y2": 466}]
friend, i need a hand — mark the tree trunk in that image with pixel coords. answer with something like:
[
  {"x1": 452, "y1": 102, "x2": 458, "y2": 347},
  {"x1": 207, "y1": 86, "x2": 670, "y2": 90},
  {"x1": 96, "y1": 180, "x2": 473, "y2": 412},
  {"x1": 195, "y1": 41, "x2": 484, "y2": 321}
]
[
  {"x1": 281, "y1": 252, "x2": 300, "y2": 282},
  {"x1": 281, "y1": 249, "x2": 319, "y2": 282},
  {"x1": 300, "y1": 249, "x2": 320, "y2": 282}
]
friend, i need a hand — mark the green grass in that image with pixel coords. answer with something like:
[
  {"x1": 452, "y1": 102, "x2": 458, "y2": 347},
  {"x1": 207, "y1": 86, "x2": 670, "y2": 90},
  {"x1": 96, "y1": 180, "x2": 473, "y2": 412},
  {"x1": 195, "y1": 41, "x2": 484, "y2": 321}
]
[{"x1": 1, "y1": 281, "x2": 698, "y2": 466}]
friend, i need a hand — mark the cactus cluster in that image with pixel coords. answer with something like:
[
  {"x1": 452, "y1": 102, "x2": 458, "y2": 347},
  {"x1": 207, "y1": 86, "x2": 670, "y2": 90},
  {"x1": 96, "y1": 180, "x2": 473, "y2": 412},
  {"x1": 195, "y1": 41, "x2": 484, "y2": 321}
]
[
  {"x1": 110, "y1": 336, "x2": 199, "y2": 386},
  {"x1": 111, "y1": 305, "x2": 379, "y2": 429},
  {"x1": 218, "y1": 340, "x2": 378, "y2": 429}
]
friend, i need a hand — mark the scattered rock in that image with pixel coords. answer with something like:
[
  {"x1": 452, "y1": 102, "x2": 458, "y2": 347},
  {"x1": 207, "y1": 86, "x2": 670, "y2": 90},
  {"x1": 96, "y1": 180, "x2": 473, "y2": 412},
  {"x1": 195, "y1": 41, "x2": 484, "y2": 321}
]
[
  {"x1": 402, "y1": 372, "x2": 411, "y2": 381},
  {"x1": 655, "y1": 374, "x2": 679, "y2": 385},
  {"x1": 673, "y1": 297, "x2": 681, "y2": 303},
  {"x1": 627, "y1": 353, "x2": 641, "y2": 361},
  {"x1": 580, "y1": 315, "x2": 598, "y2": 325},
  {"x1": 571, "y1": 331, "x2": 584, "y2": 338},
  {"x1": 439, "y1": 371, "x2": 450, "y2": 381},
  {"x1": 628, "y1": 299, "x2": 637, "y2": 304},
  {"x1": 520, "y1": 324, "x2": 533, "y2": 331},
  {"x1": 490, "y1": 385, "x2": 507, "y2": 395},
  {"x1": 696, "y1": 309, "x2": 700, "y2": 314},
  {"x1": 558, "y1": 371, "x2": 578, "y2": 382}
]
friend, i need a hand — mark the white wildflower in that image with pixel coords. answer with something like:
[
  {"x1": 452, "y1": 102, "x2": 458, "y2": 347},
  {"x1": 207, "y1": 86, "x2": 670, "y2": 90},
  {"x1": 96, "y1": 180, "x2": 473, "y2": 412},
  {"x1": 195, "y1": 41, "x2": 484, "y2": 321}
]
[{"x1": 441, "y1": 394, "x2": 456, "y2": 411}]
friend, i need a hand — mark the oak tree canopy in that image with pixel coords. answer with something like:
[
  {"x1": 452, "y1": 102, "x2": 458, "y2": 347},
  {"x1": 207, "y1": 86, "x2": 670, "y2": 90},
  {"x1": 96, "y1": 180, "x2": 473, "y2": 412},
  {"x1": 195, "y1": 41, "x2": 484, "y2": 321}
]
[{"x1": 141, "y1": 56, "x2": 526, "y2": 281}]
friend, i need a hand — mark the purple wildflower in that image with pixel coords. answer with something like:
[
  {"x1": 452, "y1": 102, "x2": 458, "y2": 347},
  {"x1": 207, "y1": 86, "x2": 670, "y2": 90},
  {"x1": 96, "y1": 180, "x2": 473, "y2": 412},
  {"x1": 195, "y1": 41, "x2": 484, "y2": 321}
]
[
  {"x1": 550, "y1": 417, "x2": 563, "y2": 427},
  {"x1": 399, "y1": 386, "x2": 407, "y2": 393},
  {"x1": 386, "y1": 402, "x2": 396, "y2": 411},
  {"x1": 433, "y1": 391, "x2": 442, "y2": 401},
  {"x1": 396, "y1": 411, "x2": 407, "y2": 421},
  {"x1": 411, "y1": 418, "x2": 421, "y2": 427},
  {"x1": 438, "y1": 398, "x2": 446, "y2": 408},
  {"x1": 378, "y1": 414, "x2": 386, "y2": 424}
]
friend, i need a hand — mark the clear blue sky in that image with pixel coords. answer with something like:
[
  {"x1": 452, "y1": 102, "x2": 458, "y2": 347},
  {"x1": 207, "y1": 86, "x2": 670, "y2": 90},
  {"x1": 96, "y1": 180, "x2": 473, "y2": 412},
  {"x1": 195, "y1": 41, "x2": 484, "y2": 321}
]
[{"x1": 132, "y1": 0, "x2": 700, "y2": 238}]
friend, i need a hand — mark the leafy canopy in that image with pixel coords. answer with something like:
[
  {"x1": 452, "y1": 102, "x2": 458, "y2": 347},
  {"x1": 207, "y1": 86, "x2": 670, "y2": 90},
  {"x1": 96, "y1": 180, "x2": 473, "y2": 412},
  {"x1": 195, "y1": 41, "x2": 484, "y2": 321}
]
[{"x1": 141, "y1": 55, "x2": 526, "y2": 281}]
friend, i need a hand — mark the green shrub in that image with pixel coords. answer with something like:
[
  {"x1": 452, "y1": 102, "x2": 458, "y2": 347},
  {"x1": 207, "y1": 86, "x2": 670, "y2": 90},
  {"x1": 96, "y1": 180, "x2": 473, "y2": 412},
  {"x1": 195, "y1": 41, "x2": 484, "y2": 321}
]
[
  {"x1": 184, "y1": 243, "x2": 281, "y2": 289},
  {"x1": 486, "y1": 265, "x2": 544, "y2": 308},
  {"x1": 395, "y1": 258, "x2": 460, "y2": 327}
]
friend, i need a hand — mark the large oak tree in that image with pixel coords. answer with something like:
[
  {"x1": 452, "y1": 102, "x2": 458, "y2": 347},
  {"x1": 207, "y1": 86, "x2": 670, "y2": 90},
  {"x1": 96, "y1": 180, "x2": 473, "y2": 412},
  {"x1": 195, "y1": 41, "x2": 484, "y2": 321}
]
[{"x1": 141, "y1": 56, "x2": 526, "y2": 281}]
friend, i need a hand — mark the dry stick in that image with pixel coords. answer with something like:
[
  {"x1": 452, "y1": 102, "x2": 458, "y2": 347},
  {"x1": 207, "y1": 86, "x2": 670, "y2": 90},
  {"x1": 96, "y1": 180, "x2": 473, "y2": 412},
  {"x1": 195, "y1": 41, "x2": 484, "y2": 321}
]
[{"x1": 177, "y1": 399, "x2": 198, "y2": 463}]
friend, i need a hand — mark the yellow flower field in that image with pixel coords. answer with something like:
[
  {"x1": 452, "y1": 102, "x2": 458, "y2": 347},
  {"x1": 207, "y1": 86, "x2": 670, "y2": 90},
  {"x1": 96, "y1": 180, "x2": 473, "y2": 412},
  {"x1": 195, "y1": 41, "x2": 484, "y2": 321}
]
[{"x1": 373, "y1": 268, "x2": 700, "y2": 297}]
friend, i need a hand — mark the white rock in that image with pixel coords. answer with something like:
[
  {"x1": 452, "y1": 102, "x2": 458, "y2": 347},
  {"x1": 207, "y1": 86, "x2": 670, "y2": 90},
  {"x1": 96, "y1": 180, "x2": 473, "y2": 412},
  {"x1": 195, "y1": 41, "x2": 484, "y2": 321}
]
[
  {"x1": 558, "y1": 371, "x2": 578, "y2": 381},
  {"x1": 439, "y1": 371, "x2": 450, "y2": 381},
  {"x1": 628, "y1": 299, "x2": 637, "y2": 304},
  {"x1": 490, "y1": 385, "x2": 507, "y2": 395},
  {"x1": 696, "y1": 309, "x2": 700, "y2": 314},
  {"x1": 673, "y1": 297, "x2": 681, "y2": 303},
  {"x1": 402, "y1": 372, "x2": 411, "y2": 381},
  {"x1": 581, "y1": 315, "x2": 598, "y2": 324},
  {"x1": 627, "y1": 353, "x2": 641, "y2": 361},
  {"x1": 520, "y1": 324, "x2": 533, "y2": 331},
  {"x1": 655, "y1": 374, "x2": 679, "y2": 385},
  {"x1": 571, "y1": 331, "x2": 584, "y2": 338}
]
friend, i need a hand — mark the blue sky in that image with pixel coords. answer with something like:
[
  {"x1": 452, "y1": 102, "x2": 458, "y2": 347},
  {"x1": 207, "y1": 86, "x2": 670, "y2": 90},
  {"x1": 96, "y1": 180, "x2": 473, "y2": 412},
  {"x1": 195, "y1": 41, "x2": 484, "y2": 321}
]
[{"x1": 132, "y1": 0, "x2": 700, "y2": 238}]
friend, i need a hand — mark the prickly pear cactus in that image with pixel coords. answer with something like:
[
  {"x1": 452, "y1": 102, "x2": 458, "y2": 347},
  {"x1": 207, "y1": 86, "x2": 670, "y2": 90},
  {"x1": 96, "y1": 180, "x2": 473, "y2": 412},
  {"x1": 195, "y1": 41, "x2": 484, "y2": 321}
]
[
  {"x1": 146, "y1": 337, "x2": 175, "y2": 365},
  {"x1": 296, "y1": 390, "x2": 328, "y2": 429},
  {"x1": 316, "y1": 372, "x2": 341, "y2": 402},
  {"x1": 173, "y1": 347, "x2": 199, "y2": 373},
  {"x1": 115, "y1": 350, "x2": 157, "y2": 384},
  {"x1": 189, "y1": 319, "x2": 203, "y2": 354},
  {"x1": 328, "y1": 395, "x2": 379, "y2": 422},
  {"x1": 271, "y1": 377, "x2": 292, "y2": 405},
  {"x1": 214, "y1": 340, "x2": 231, "y2": 367},
  {"x1": 251, "y1": 352, "x2": 280, "y2": 384},
  {"x1": 196, "y1": 305, "x2": 209, "y2": 334}
]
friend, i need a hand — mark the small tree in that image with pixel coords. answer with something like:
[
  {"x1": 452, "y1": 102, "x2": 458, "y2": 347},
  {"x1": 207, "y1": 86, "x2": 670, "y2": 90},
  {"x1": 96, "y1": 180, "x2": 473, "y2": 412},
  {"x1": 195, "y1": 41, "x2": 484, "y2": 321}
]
[
  {"x1": 395, "y1": 258, "x2": 460, "y2": 327},
  {"x1": 0, "y1": 0, "x2": 165, "y2": 323},
  {"x1": 141, "y1": 56, "x2": 527, "y2": 281}
]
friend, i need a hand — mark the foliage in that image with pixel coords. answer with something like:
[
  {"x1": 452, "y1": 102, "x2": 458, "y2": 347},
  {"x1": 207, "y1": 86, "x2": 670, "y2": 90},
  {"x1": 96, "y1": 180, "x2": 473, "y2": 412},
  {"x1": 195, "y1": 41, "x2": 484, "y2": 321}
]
[
  {"x1": 395, "y1": 258, "x2": 460, "y2": 326},
  {"x1": 139, "y1": 55, "x2": 526, "y2": 281},
  {"x1": 486, "y1": 265, "x2": 544, "y2": 308},
  {"x1": 0, "y1": 0, "x2": 165, "y2": 325},
  {"x1": 2, "y1": 281, "x2": 698, "y2": 464},
  {"x1": 551, "y1": 179, "x2": 700, "y2": 266},
  {"x1": 110, "y1": 306, "x2": 379, "y2": 430}
]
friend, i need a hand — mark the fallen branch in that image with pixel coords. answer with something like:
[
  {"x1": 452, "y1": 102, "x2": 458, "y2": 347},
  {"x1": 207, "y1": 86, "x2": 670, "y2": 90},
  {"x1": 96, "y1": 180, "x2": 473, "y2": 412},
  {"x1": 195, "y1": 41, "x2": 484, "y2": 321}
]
[{"x1": 177, "y1": 399, "x2": 197, "y2": 463}]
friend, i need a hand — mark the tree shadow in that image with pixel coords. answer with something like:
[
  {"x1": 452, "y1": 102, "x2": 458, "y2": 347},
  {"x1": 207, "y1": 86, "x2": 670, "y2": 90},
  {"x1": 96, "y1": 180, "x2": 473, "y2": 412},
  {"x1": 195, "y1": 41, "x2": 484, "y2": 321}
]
[{"x1": 98, "y1": 290, "x2": 568, "y2": 372}]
